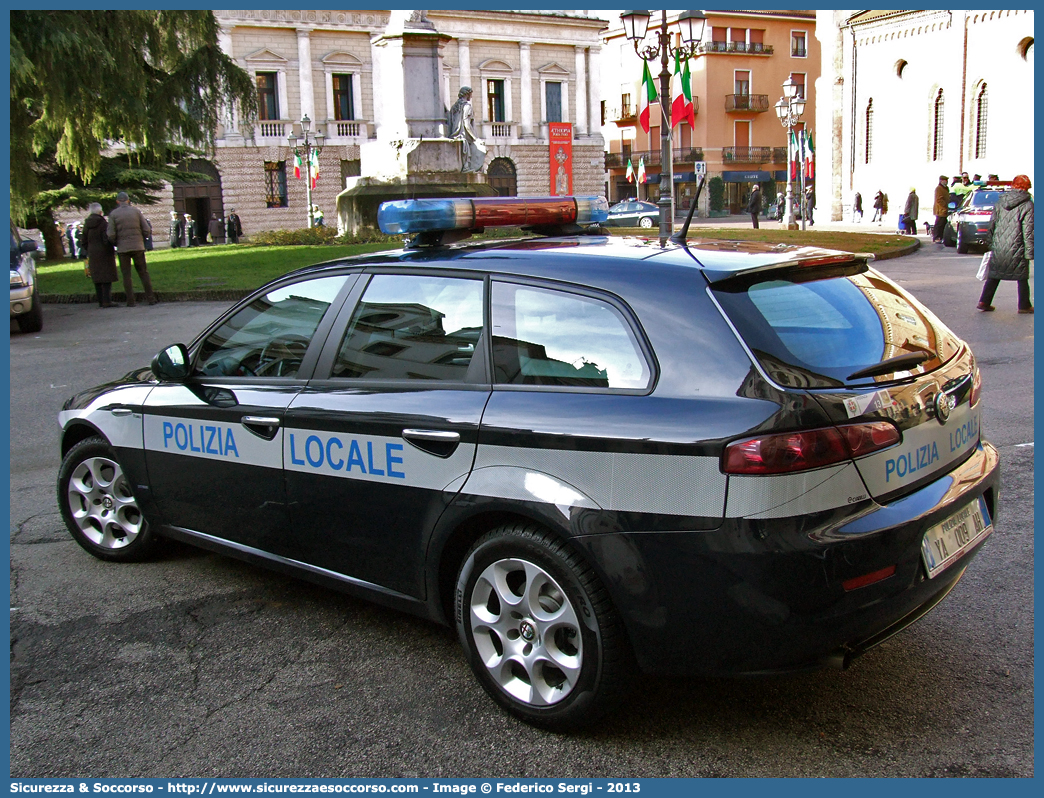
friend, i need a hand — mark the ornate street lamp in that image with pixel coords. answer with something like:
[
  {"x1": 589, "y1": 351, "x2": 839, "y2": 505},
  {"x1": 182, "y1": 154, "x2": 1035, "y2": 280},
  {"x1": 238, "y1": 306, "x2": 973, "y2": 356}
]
[
  {"x1": 287, "y1": 115, "x2": 325, "y2": 228},
  {"x1": 774, "y1": 78, "x2": 806, "y2": 230},
  {"x1": 621, "y1": 10, "x2": 706, "y2": 246}
]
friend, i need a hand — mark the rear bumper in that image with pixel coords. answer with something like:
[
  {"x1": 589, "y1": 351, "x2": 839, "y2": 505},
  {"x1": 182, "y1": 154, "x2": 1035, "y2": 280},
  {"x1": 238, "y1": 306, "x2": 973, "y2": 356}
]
[{"x1": 576, "y1": 441, "x2": 1000, "y2": 676}]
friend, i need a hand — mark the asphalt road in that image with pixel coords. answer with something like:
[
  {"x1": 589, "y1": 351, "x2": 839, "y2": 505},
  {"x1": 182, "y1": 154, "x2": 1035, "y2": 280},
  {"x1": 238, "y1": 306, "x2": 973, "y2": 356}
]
[{"x1": 8, "y1": 240, "x2": 1034, "y2": 778}]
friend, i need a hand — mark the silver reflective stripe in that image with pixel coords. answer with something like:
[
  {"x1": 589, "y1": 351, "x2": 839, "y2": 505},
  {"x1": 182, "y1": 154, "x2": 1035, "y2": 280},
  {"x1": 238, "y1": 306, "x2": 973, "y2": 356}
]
[{"x1": 725, "y1": 463, "x2": 869, "y2": 519}]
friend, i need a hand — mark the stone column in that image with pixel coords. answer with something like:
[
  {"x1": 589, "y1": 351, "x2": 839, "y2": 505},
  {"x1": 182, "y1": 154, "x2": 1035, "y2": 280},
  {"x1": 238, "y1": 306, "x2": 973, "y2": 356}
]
[
  {"x1": 574, "y1": 46, "x2": 588, "y2": 137},
  {"x1": 297, "y1": 28, "x2": 315, "y2": 124},
  {"x1": 458, "y1": 38, "x2": 472, "y2": 97},
  {"x1": 587, "y1": 46, "x2": 601, "y2": 138},
  {"x1": 519, "y1": 41, "x2": 533, "y2": 139},
  {"x1": 217, "y1": 25, "x2": 242, "y2": 143}
]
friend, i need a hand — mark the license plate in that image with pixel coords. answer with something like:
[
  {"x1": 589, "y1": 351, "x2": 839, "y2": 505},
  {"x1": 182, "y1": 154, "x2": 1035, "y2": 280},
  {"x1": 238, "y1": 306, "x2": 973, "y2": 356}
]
[{"x1": 921, "y1": 497, "x2": 992, "y2": 579}]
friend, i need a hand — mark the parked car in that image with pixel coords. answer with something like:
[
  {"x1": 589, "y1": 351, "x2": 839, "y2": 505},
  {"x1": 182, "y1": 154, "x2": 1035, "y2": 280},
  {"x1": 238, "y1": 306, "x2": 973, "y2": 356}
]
[
  {"x1": 57, "y1": 195, "x2": 998, "y2": 730},
  {"x1": 606, "y1": 198, "x2": 659, "y2": 228},
  {"x1": 943, "y1": 183, "x2": 1012, "y2": 253},
  {"x1": 10, "y1": 221, "x2": 42, "y2": 333}
]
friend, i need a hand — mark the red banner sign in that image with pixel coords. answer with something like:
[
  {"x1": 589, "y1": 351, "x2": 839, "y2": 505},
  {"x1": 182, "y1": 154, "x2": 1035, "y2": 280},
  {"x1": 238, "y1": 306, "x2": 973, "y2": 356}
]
[{"x1": 549, "y1": 123, "x2": 573, "y2": 196}]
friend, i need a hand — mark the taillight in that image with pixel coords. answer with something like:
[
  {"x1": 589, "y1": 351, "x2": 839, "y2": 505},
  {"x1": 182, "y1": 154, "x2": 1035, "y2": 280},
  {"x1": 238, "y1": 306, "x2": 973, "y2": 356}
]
[
  {"x1": 969, "y1": 366, "x2": 982, "y2": 407},
  {"x1": 722, "y1": 422, "x2": 900, "y2": 475}
]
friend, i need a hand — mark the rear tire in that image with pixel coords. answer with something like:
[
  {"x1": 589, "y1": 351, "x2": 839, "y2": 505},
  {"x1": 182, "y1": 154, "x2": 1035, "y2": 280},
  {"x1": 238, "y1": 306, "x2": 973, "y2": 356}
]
[
  {"x1": 639, "y1": 216, "x2": 654, "y2": 229},
  {"x1": 942, "y1": 224, "x2": 956, "y2": 247},
  {"x1": 455, "y1": 523, "x2": 631, "y2": 730},
  {"x1": 16, "y1": 297, "x2": 43, "y2": 333},
  {"x1": 956, "y1": 226, "x2": 969, "y2": 254},
  {"x1": 57, "y1": 436, "x2": 158, "y2": 562}
]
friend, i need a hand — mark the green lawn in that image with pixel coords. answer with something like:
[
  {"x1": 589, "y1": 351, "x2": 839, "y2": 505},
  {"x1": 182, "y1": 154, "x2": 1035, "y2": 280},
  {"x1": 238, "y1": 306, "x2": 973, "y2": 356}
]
[{"x1": 39, "y1": 230, "x2": 913, "y2": 298}]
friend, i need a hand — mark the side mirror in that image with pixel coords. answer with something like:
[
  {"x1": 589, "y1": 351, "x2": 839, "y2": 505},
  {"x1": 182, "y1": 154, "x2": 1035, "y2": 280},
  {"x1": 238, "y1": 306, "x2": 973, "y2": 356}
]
[
  {"x1": 18, "y1": 240, "x2": 38, "y2": 254},
  {"x1": 151, "y1": 343, "x2": 191, "y2": 383},
  {"x1": 948, "y1": 202, "x2": 957, "y2": 210}
]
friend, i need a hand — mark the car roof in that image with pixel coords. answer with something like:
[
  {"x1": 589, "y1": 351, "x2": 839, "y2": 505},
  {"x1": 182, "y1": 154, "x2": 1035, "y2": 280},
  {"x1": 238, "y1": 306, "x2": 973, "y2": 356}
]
[{"x1": 294, "y1": 235, "x2": 867, "y2": 288}]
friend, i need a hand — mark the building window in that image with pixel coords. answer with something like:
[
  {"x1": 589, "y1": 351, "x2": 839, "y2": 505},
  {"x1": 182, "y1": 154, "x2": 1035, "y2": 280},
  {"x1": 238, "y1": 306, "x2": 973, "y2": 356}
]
[
  {"x1": 340, "y1": 159, "x2": 361, "y2": 186},
  {"x1": 545, "y1": 82, "x2": 562, "y2": 123},
  {"x1": 735, "y1": 71, "x2": 750, "y2": 96},
  {"x1": 332, "y1": 73, "x2": 355, "y2": 120},
  {"x1": 789, "y1": 73, "x2": 806, "y2": 99},
  {"x1": 975, "y1": 84, "x2": 988, "y2": 160},
  {"x1": 865, "y1": 99, "x2": 873, "y2": 164},
  {"x1": 792, "y1": 31, "x2": 807, "y2": 58},
  {"x1": 932, "y1": 89, "x2": 944, "y2": 162},
  {"x1": 257, "y1": 72, "x2": 279, "y2": 121},
  {"x1": 265, "y1": 161, "x2": 288, "y2": 208},
  {"x1": 487, "y1": 79, "x2": 506, "y2": 123}
]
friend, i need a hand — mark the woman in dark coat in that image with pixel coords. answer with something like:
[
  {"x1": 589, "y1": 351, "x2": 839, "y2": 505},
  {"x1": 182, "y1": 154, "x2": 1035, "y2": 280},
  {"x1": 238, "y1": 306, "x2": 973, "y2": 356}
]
[
  {"x1": 978, "y1": 174, "x2": 1034, "y2": 314},
  {"x1": 80, "y1": 203, "x2": 119, "y2": 307}
]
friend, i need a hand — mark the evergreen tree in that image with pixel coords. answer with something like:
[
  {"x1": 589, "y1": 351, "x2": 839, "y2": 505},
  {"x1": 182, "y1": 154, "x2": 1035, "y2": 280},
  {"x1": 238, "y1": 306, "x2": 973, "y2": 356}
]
[{"x1": 10, "y1": 10, "x2": 257, "y2": 258}]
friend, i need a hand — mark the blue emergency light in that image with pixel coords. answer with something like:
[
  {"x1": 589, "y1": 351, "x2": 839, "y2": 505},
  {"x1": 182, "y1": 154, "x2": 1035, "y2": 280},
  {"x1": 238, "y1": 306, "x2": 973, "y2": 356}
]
[{"x1": 378, "y1": 196, "x2": 609, "y2": 236}]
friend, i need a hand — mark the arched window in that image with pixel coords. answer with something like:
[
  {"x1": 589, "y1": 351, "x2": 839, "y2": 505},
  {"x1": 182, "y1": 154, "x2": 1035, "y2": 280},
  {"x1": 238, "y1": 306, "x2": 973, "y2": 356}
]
[
  {"x1": 865, "y1": 99, "x2": 874, "y2": 164},
  {"x1": 975, "y1": 84, "x2": 988, "y2": 160},
  {"x1": 932, "y1": 89, "x2": 944, "y2": 162},
  {"x1": 487, "y1": 158, "x2": 517, "y2": 197}
]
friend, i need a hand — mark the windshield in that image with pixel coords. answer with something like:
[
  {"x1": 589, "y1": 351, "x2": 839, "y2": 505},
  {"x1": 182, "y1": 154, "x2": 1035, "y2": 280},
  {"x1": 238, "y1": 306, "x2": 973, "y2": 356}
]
[
  {"x1": 969, "y1": 191, "x2": 1002, "y2": 209},
  {"x1": 712, "y1": 271, "x2": 960, "y2": 388}
]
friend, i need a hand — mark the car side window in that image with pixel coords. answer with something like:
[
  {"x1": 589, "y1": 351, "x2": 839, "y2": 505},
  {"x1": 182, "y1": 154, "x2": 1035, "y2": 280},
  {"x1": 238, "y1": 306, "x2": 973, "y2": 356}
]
[
  {"x1": 330, "y1": 274, "x2": 484, "y2": 381},
  {"x1": 491, "y1": 281, "x2": 651, "y2": 390},
  {"x1": 195, "y1": 275, "x2": 348, "y2": 378}
]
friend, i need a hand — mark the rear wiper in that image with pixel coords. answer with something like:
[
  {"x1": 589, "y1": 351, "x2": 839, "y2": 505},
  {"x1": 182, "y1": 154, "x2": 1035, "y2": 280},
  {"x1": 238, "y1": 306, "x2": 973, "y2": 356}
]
[{"x1": 847, "y1": 351, "x2": 931, "y2": 381}]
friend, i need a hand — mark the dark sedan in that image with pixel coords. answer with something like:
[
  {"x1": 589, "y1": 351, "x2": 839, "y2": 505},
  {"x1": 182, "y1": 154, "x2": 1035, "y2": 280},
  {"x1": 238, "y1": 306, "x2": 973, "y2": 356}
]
[
  {"x1": 943, "y1": 185, "x2": 1010, "y2": 253},
  {"x1": 606, "y1": 199, "x2": 659, "y2": 228}
]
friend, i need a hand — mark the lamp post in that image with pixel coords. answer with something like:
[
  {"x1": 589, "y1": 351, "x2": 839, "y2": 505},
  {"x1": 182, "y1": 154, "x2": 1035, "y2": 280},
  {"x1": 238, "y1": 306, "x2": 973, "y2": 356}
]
[
  {"x1": 287, "y1": 115, "x2": 325, "y2": 228},
  {"x1": 621, "y1": 10, "x2": 706, "y2": 247},
  {"x1": 774, "y1": 78, "x2": 806, "y2": 230}
]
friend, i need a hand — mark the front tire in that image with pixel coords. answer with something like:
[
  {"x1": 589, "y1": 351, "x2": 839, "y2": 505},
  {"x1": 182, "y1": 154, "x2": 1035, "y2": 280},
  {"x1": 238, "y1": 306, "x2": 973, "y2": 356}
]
[
  {"x1": 455, "y1": 523, "x2": 630, "y2": 730},
  {"x1": 638, "y1": 216, "x2": 654, "y2": 229},
  {"x1": 57, "y1": 436, "x2": 158, "y2": 562}
]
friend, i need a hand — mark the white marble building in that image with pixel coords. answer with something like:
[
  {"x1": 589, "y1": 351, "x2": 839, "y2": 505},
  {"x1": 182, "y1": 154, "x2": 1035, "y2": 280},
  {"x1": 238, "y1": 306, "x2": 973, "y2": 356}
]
[{"x1": 815, "y1": 9, "x2": 1034, "y2": 222}]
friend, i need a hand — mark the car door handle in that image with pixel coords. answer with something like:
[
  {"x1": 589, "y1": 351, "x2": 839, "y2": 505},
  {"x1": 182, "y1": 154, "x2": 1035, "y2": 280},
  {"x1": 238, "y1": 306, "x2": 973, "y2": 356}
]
[
  {"x1": 241, "y1": 416, "x2": 281, "y2": 441},
  {"x1": 108, "y1": 408, "x2": 133, "y2": 417},
  {"x1": 402, "y1": 429, "x2": 461, "y2": 459}
]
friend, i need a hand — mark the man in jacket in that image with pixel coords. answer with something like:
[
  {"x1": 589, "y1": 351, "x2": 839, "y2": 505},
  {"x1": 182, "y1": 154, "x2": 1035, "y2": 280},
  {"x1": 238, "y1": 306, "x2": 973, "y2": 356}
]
[
  {"x1": 902, "y1": 188, "x2": 919, "y2": 234},
  {"x1": 106, "y1": 192, "x2": 158, "y2": 306},
  {"x1": 168, "y1": 211, "x2": 183, "y2": 249},
  {"x1": 932, "y1": 175, "x2": 950, "y2": 243},
  {"x1": 745, "y1": 184, "x2": 762, "y2": 229},
  {"x1": 226, "y1": 208, "x2": 242, "y2": 244}
]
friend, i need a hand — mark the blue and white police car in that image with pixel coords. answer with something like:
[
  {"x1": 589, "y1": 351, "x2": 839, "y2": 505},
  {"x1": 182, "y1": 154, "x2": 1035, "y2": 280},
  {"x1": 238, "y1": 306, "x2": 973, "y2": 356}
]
[{"x1": 57, "y1": 195, "x2": 999, "y2": 730}]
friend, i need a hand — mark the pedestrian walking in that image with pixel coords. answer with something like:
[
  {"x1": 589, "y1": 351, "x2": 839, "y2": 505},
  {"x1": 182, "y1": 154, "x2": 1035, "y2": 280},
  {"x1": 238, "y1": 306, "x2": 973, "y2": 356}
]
[
  {"x1": 183, "y1": 214, "x2": 195, "y2": 247},
  {"x1": 872, "y1": 190, "x2": 885, "y2": 223},
  {"x1": 853, "y1": 191, "x2": 863, "y2": 223},
  {"x1": 902, "y1": 187, "x2": 919, "y2": 234},
  {"x1": 932, "y1": 175, "x2": 950, "y2": 243},
  {"x1": 804, "y1": 184, "x2": 815, "y2": 226},
  {"x1": 977, "y1": 174, "x2": 1034, "y2": 314},
  {"x1": 80, "y1": 203, "x2": 119, "y2": 308},
  {"x1": 106, "y1": 191, "x2": 158, "y2": 306},
  {"x1": 745, "y1": 184, "x2": 762, "y2": 229},
  {"x1": 775, "y1": 191, "x2": 785, "y2": 222},
  {"x1": 226, "y1": 208, "x2": 242, "y2": 244},
  {"x1": 208, "y1": 212, "x2": 225, "y2": 244},
  {"x1": 169, "y1": 211, "x2": 183, "y2": 249}
]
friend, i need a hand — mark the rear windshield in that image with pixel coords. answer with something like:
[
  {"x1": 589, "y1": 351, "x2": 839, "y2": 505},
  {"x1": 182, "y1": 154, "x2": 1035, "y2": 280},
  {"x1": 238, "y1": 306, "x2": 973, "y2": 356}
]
[
  {"x1": 712, "y1": 272, "x2": 960, "y2": 388},
  {"x1": 969, "y1": 191, "x2": 1002, "y2": 208}
]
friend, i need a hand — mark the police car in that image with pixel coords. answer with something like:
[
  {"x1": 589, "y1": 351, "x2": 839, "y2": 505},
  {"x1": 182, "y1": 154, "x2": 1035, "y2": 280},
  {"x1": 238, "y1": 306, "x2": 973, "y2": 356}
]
[
  {"x1": 943, "y1": 182, "x2": 1012, "y2": 253},
  {"x1": 57, "y1": 195, "x2": 999, "y2": 730}
]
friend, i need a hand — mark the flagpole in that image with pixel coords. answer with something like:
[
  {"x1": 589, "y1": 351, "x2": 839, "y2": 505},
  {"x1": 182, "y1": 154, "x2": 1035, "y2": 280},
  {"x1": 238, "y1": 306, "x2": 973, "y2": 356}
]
[{"x1": 287, "y1": 115, "x2": 325, "y2": 229}]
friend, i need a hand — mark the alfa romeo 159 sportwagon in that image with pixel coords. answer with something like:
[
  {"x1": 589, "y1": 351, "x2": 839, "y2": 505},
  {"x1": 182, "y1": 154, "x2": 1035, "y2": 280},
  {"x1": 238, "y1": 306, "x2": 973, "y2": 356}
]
[{"x1": 58, "y1": 196, "x2": 998, "y2": 730}]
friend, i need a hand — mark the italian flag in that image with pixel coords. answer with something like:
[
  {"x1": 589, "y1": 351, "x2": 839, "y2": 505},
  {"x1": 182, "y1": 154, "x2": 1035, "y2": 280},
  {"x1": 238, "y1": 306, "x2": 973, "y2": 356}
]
[
  {"x1": 789, "y1": 130, "x2": 800, "y2": 181},
  {"x1": 625, "y1": 157, "x2": 635, "y2": 183},
  {"x1": 637, "y1": 156, "x2": 646, "y2": 184},
  {"x1": 293, "y1": 152, "x2": 302, "y2": 180},
  {"x1": 638, "y1": 61, "x2": 657, "y2": 134},
  {"x1": 310, "y1": 149, "x2": 320, "y2": 188},
  {"x1": 670, "y1": 54, "x2": 695, "y2": 130},
  {"x1": 803, "y1": 131, "x2": 815, "y2": 180}
]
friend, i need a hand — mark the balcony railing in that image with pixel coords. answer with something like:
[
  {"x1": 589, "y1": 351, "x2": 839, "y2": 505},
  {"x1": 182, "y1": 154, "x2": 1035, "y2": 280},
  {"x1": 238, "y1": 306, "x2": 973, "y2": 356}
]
[
  {"x1": 333, "y1": 120, "x2": 364, "y2": 137},
  {"x1": 772, "y1": 146, "x2": 788, "y2": 162},
  {"x1": 699, "y1": 41, "x2": 774, "y2": 55},
  {"x1": 725, "y1": 94, "x2": 770, "y2": 113},
  {"x1": 257, "y1": 120, "x2": 288, "y2": 138},
  {"x1": 607, "y1": 104, "x2": 638, "y2": 124},
  {"x1": 722, "y1": 146, "x2": 774, "y2": 163},
  {"x1": 605, "y1": 147, "x2": 704, "y2": 169},
  {"x1": 792, "y1": 47, "x2": 807, "y2": 58},
  {"x1": 488, "y1": 122, "x2": 513, "y2": 138}
]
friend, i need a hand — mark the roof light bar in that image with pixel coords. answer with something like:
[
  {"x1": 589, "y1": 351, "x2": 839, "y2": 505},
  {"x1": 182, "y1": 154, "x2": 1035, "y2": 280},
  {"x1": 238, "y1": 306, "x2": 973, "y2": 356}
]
[{"x1": 378, "y1": 196, "x2": 609, "y2": 235}]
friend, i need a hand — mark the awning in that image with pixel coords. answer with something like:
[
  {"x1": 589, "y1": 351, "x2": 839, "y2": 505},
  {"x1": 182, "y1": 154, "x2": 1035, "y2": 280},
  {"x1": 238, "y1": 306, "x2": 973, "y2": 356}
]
[{"x1": 722, "y1": 170, "x2": 773, "y2": 182}]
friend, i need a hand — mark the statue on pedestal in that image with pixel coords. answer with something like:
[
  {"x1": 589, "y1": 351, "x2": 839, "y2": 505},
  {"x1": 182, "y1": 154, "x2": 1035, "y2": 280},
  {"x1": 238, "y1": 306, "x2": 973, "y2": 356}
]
[{"x1": 448, "y1": 86, "x2": 487, "y2": 173}]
